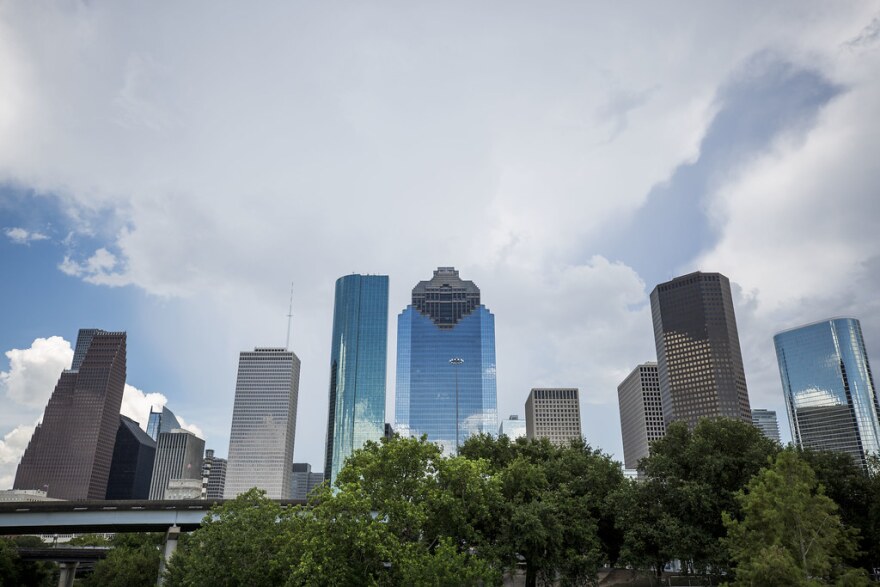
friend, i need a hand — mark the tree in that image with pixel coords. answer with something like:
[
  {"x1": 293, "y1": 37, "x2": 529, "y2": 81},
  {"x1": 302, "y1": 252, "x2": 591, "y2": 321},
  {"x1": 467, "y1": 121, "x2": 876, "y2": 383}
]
[
  {"x1": 723, "y1": 450, "x2": 867, "y2": 586},
  {"x1": 460, "y1": 434, "x2": 623, "y2": 586},
  {"x1": 637, "y1": 418, "x2": 779, "y2": 575},
  {"x1": 82, "y1": 533, "x2": 162, "y2": 587},
  {"x1": 164, "y1": 488, "x2": 295, "y2": 587}
]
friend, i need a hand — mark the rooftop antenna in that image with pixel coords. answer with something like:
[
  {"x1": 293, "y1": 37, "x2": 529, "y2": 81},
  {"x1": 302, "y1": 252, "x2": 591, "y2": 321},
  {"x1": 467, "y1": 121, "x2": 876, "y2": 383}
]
[{"x1": 285, "y1": 282, "x2": 294, "y2": 350}]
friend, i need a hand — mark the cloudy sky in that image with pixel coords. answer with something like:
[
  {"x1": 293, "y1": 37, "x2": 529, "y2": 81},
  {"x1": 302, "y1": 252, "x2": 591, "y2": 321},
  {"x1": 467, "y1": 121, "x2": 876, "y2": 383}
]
[{"x1": 1, "y1": 2, "x2": 879, "y2": 489}]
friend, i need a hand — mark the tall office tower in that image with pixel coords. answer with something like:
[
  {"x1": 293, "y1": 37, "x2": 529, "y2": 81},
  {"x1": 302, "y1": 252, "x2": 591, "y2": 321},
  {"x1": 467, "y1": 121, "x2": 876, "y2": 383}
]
[
  {"x1": 324, "y1": 274, "x2": 389, "y2": 484},
  {"x1": 525, "y1": 388, "x2": 582, "y2": 445},
  {"x1": 291, "y1": 463, "x2": 325, "y2": 500},
  {"x1": 395, "y1": 267, "x2": 497, "y2": 454},
  {"x1": 14, "y1": 329, "x2": 126, "y2": 500},
  {"x1": 225, "y1": 347, "x2": 301, "y2": 499},
  {"x1": 498, "y1": 415, "x2": 527, "y2": 440},
  {"x1": 617, "y1": 363, "x2": 666, "y2": 470},
  {"x1": 146, "y1": 406, "x2": 181, "y2": 442},
  {"x1": 751, "y1": 408, "x2": 781, "y2": 443},
  {"x1": 202, "y1": 450, "x2": 227, "y2": 500},
  {"x1": 774, "y1": 318, "x2": 880, "y2": 468},
  {"x1": 106, "y1": 416, "x2": 157, "y2": 500},
  {"x1": 149, "y1": 429, "x2": 205, "y2": 500},
  {"x1": 650, "y1": 271, "x2": 752, "y2": 428}
]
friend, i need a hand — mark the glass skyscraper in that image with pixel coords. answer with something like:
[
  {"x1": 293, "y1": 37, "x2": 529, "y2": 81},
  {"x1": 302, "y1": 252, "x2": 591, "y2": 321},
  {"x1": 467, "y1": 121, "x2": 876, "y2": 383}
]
[
  {"x1": 146, "y1": 405, "x2": 181, "y2": 442},
  {"x1": 774, "y1": 318, "x2": 880, "y2": 468},
  {"x1": 324, "y1": 274, "x2": 389, "y2": 483},
  {"x1": 395, "y1": 267, "x2": 497, "y2": 454}
]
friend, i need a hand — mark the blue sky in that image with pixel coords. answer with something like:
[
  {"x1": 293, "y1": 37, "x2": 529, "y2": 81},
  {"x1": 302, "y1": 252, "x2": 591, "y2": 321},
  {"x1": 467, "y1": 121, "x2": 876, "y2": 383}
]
[{"x1": 1, "y1": 2, "x2": 880, "y2": 488}]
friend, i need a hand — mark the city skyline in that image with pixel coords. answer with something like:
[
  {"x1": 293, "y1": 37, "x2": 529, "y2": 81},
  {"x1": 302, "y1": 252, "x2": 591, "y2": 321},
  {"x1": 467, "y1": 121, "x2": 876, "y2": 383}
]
[{"x1": 2, "y1": 2, "x2": 879, "y2": 486}]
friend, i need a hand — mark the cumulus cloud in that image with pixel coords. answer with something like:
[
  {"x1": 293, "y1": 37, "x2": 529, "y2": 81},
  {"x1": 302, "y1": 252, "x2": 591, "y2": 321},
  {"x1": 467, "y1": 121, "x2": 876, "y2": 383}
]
[
  {"x1": 4, "y1": 227, "x2": 48, "y2": 244},
  {"x1": 121, "y1": 383, "x2": 204, "y2": 439},
  {"x1": 0, "y1": 336, "x2": 72, "y2": 408},
  {"x1": 0, "y1": 423, "x2": 38, "y2": 489},
  {"x1": 0, "y1": 3, "x2": 877, "y2": 464}
]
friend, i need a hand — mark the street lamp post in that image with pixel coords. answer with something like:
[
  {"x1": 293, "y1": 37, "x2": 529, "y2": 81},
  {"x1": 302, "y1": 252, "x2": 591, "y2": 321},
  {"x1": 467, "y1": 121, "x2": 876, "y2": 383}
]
[{"x1": 449, "y1": 357, "x2": 464, "y2": 455}]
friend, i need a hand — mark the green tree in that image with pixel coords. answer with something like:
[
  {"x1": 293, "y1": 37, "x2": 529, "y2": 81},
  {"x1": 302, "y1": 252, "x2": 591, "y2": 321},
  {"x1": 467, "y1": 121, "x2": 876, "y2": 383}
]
[
  {"x1": 460, "y1": 434, "x2": 622, "y2": 586},
  {"x1": 638, "y1": 418, "x2": 779, "y2": 575},
  {"x1": 164, "y1": 488, "x2": 295, "y2": 587},
  {"x1": 723, "y1": 450, "x2": 866, "y2": 586},
  {"x1": 82, "y1": 533, "x2": 162, "y2": 587},
  {"x1": 0, "y1": 538, "x2": 20, "y2": 587}
]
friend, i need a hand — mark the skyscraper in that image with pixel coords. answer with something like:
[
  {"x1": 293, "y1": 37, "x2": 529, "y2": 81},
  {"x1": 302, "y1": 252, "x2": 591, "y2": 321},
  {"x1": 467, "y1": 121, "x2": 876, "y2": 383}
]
[
  {"x1": 291, "y1": 463, "x2": 325, "y2": 501},
  {"x1": 149, "y1": 429, "x2": 205, "y2": 500},
  {"x1": 650, "y1": 271, "x2": 752, "y2": 428},
  {"x1": 224, "y1": 347, "x2": 300, "y2": 499},
  {"x1": 106, "y1": 415, "x2": 157, "y2": 500},
  {"x1": 774, "y1": 318, "x2": 880, "y2": 468},
  {"x1": 395, "y1": 267, "x2": 497, "y2": 454},
  {"x1": 14, "y1": 329, "x2": 127, "y2": 500},
  {"x1": 146, "y1": 406, "x2": 181, "y2": 442},
  {"x1": 324, "y1": 274, "x2": 389, "y2": 484},
  {"x1": 498, "y1": 415, "x2": 527, "y2": 440},
  {"x1": 525, "y1": 388, "x2": 582, "y2": 445},
  {"x1": 751, "y1": 408, "x2": 781, "y2": 443},
  {"x1": 202, "y1": 449, "x2": 227, "y2": 500},
  {"x1": 617, "y1": 362, "x2": 666, "y2": 470}
]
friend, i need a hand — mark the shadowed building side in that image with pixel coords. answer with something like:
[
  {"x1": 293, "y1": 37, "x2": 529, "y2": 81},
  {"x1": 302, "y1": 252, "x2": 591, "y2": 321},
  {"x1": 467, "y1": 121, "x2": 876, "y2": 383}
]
[
  {"x1": 14, "y1": 329, "x2": 127, "y2": 500},
  {"x1": 106, "y1": 415, "x2": 156, "y2": 500}
]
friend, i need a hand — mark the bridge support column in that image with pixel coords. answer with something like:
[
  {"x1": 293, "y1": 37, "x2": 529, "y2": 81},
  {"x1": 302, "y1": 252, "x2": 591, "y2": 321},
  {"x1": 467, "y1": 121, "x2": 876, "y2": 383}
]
[
  {"x1": 58, "y1": 561, "x2": 78, "y2": 587},
  {"x1": 156, "y1": 524, "x2": 181, "y2": 586}
]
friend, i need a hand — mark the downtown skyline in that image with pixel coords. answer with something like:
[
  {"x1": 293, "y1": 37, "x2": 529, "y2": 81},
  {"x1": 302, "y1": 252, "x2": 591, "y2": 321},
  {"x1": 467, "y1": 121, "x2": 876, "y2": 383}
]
[{"x1": 2, "y1": 2, "x2": 880, "y2": 487}]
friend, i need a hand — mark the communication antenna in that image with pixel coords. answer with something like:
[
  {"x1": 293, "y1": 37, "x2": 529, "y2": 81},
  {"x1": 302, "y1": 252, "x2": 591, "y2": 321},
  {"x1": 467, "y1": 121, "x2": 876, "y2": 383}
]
[{"x1": 285, "y1": 282, "x2": 294, "y2": 350}]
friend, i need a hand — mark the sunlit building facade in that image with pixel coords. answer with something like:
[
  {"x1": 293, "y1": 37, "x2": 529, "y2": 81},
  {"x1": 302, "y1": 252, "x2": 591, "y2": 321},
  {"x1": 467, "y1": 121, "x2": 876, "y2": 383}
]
[
  {"x1": 225, "y1": 347, "x2": 301, "y2": 499},
  {"x1": 146, "y1": 406, "x2": 181, "y2": 442},
  {"x1": 395, "y1": 267, "x2": 497, "y2": 454},
  {"x1": 774, "y1": 318, "x2": 880, "y2": 468},
  {"x1": 650, "y1": 271, "x2": 752, "y2": 428},
  {"x1": 324, "y1": 275, "x2": 389, "y2": 484},
  {"x1": 750, "y1": 408, "x2": 781, "y2": 443},
  {"x1": 14, "y1": 329, "x2": 127, "y2": 500},
  {"x1": 525, "y1": 388, "x2": 582, "y2": 445}
]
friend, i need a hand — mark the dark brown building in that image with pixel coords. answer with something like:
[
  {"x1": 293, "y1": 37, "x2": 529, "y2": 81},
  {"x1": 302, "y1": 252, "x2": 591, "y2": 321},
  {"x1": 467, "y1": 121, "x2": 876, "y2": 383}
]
[
  {"x1": 650, "y1": 272, "x2": 751, "y2": 428},
  {"x1": 14, "y1": 329, "x2": 127, "y2": 500}
]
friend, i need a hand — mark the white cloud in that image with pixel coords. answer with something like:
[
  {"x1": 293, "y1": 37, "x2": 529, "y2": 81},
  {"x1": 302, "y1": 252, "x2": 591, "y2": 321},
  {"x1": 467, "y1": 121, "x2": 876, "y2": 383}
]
[
  {"x1": 0, "y1": 423, "x2": 38, "y2": 490},
  {"x1": 0, "y1": 3, "x2": 877, "y2": 465},
  {"x1": 121, "y1": 383, "x2": 204, "y2": 439},
  {"x1": 4, "y1": 227, "x2": 48, "y2": 244},
  {"x1": 0, "y1": 336, "x2": 72, "y2": 408}
]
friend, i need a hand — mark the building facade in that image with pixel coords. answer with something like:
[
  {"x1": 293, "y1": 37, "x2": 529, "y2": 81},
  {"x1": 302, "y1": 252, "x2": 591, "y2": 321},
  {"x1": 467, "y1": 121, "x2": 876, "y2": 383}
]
[
  {"x1": 395, "y1": 267, "x2": 497, "y2": 454},
  {"x1": 225, "y1": 347, "x2": 301, "y2": 499},
  {"x1": 324, "y1": 274, "x2": 389, "y2": 484},
  {"x1": 202, "y1": 449, "x2": 227, "y2": 500},
  {"x1": 291, "y1": 463, "x2": 326, "y2": 500},
  {"x1": 498, "y1": 415, "x2": 527, "y2": 440},
  {"x1": 650, "y1": 271, "x2": 752, "y2": 428},
  {"x1": 525, "y1": 388, "x2": 582, "y2": 445},
  {"x1": 106, "y1": 415, "x2": 157, "y2": 500},
  {"x1": 149, "y1": 429, "x2": 205, "y2": 500},
  {"x1": 751, "y1": 408, "x2": 781, "y2": 443},
  {"x1": 617, "y1": 362, "x2": 666, "y2": 470},
  {"x1": 774, "y1": 318, "x2": 880, "y2": 468},
  {"x1": 146, "y1": 406, "x2": 181, "y2": 442},
  {"x1": 14, "y1": 329, "x2": 127, "y2": 500}
]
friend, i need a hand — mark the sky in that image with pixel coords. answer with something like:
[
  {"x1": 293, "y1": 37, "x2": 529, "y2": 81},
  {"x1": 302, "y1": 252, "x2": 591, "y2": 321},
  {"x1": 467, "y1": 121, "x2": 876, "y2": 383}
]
[{"x1": 1, "y1": 2, "x2": 880, "y2": 489}]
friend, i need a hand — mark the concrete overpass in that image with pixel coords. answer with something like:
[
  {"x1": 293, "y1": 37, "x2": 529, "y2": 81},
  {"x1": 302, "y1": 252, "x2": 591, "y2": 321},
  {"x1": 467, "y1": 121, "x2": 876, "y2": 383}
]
[{"x1": 0, "y1": 498, "x2": 306, "y2": 586}]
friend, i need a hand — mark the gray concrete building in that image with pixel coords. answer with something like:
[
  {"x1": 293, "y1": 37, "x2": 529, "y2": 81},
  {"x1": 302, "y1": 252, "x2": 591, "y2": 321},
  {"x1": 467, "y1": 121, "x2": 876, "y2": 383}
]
[
  {"x1": 291, "y1": 463, "x2": 325, "y2": 500},
  {"x1": 149, "y1": 429, "x2": 205, "y2": 500},
  {"x1": 225, "y1": 347, "x2": 301, "y2": 499},
  {"x1": 617, "y1": 362, "x2": 666, "y2": 470},
  {"x1": 525, "y1": 388, "x2": 582, "y2": 445}
]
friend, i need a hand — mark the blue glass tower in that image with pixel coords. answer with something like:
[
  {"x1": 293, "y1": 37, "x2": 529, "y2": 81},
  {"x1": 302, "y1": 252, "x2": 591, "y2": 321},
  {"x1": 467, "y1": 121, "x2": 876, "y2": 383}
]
[
  {"x1": 395, "y1": 267, "x2": 497, "y2": 454},
  {"x1": 774, "y1": 318, "x2": 880, "y2": 468},
  {"x1": 324, "y1": 274, "x2": 389, "y2": 483}
]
